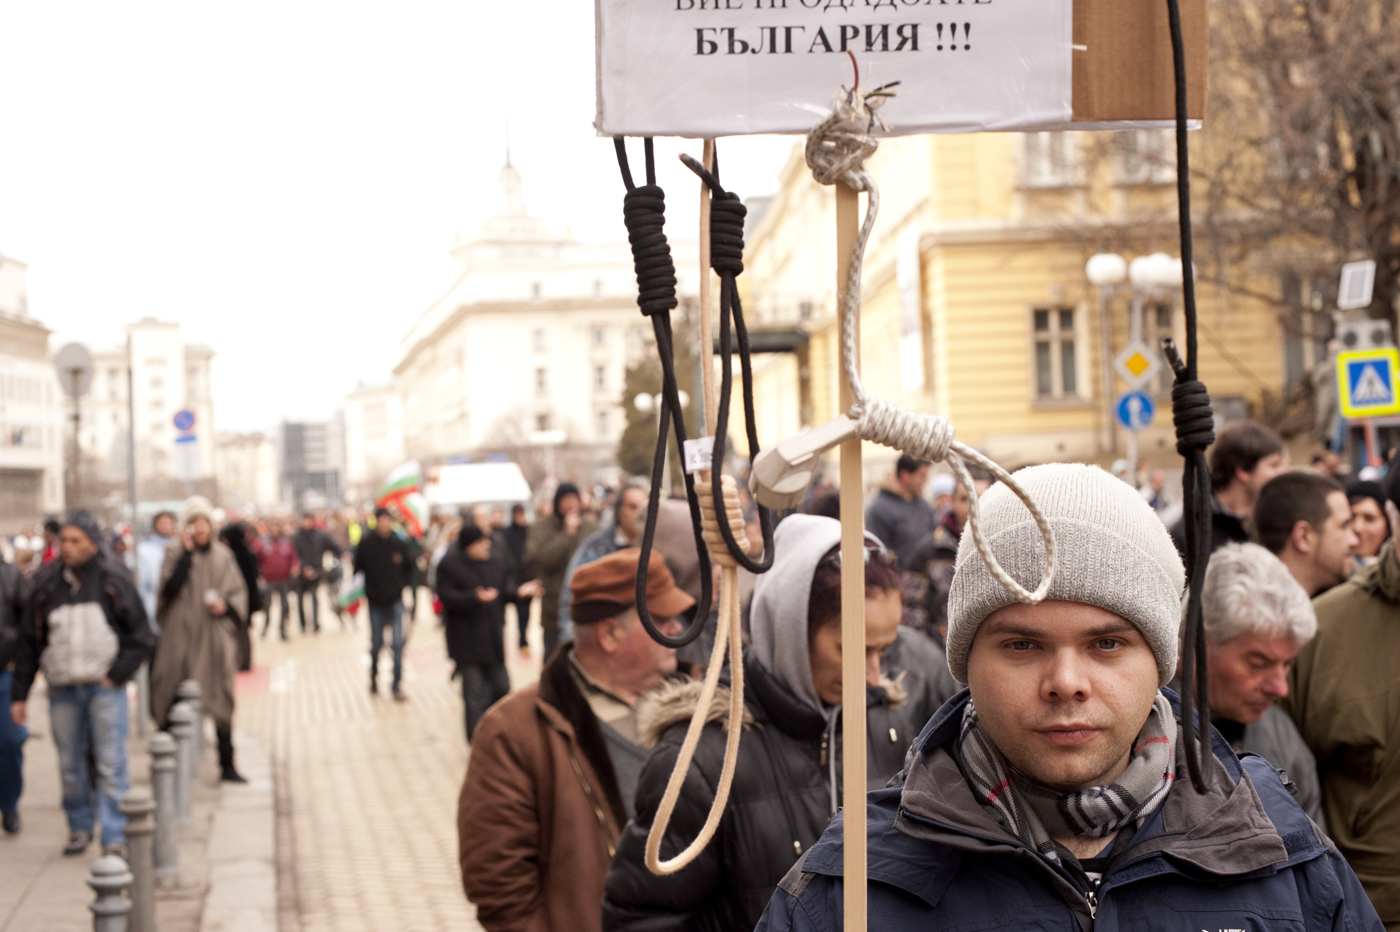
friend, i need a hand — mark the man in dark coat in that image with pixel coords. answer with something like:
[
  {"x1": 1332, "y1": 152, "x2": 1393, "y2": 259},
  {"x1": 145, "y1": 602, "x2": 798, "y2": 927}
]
[
  {"x1": 526, "y1": 483, "x2": 598, "y2": 660},
  {"x1": 10, "y1": 510, "x2": 154, "y2": 857},
  {"x1": 603, "y1": 516, "x2": 912, "y2": 932},
  {"x1": 501, "y1": 504, "x2": 533, "y2": 653},
  {"x1": 292, "y1": 513, "x2": 337, "y2": 634},
  {"x1": 436, "y1": 524, "x2": 541, "y2": 739},
  {"x1": 354, "y1": 508, "x2": 410, "y2": 700},
  {"x1": 218, "y1": 522, "x2": 263, "y2": 672},
  {"x1": 864, "y1": 454, "x2": 935, "y2": 570},
  {"x1": 1169, "y1": 420, "x2": 1289, "y2": 557},
  {"x1": 757, "y1": 465, "x2": 1380, "y2": 932},
  {"x1": 0, "y1": 559, "x2": 28, "y2": 834}
]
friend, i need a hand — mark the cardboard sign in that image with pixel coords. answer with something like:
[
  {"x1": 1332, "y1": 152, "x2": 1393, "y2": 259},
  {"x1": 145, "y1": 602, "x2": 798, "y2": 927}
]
[{"x1": 596, "y1": 0, "x2": 1073, "y2": 137}]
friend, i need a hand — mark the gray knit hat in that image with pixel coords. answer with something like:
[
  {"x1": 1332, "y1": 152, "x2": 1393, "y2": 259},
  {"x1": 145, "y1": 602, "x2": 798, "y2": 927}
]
[{"x1": 946, "y1": 463, "x2": 1185, "y2": 687}]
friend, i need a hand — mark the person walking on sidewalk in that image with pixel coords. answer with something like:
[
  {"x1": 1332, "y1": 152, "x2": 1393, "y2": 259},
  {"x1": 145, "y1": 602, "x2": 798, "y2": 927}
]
[
  {"x1": 355, "y1": 508, "x2": 410, "y2": 701},
  {"x1": 502, "y1": 504, "x2": 534, "y2": 655},
  {"x1": 757, "y1": 465, "x2": 1381, "y2": 932},
  {"x1": 152, "y1": 497, "x2": 250, "y2": 783},
  {"x1": 0, "y1": 558, "x2": 28, "y2": 835},
  {"x1": 135, "y1": 510, "x2": 175, "y2": 630},
  {"x1": 10, "y1": 510, "x2": 154, "y2": 857},
  {"x1": 252, "y1": 520, "x2": 298, "y2": 640},
  {"x1": 436, "y1": 524, "x2": 542, "y2": 739},
  {"x1": 292, "y1": 513, "x2": 337, "y2": 634},
  {"x1": 526, "y1": 483, "x2": 598, "y2": 661}
]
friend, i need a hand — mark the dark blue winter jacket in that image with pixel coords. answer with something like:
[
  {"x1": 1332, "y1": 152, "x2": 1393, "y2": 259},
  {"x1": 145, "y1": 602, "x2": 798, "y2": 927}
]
[{"x1": 757, "y1": 689, "x2": 1383, "y2": 932}]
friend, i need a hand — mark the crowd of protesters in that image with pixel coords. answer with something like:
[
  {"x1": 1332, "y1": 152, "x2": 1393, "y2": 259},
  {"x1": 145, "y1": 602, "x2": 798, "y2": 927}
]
[
  {"x1": 5, "y1": 420, "x2": 1400, "y2": 930},
  {"x1": 451, "y1": 419, "x2": 1396, "y2": 932}
]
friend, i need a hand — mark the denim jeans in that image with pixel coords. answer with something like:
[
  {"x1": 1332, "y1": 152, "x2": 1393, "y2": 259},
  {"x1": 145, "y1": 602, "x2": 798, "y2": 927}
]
[
  {"x1": 460, "y1": 662, "x2": 511, "y2": 741},
  {"x1": 48, "y1": 683, "x2": 130, "y2": 846},
  {"x1": 0, "y1": 669, "x2": 27, "y2": 815},
  {"x1": 368, "y1": 603, "x2": 404, "y2": 692}
]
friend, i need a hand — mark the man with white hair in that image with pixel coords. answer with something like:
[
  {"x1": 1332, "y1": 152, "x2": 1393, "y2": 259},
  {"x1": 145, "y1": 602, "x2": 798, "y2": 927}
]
[{"x1": 1196, "y1": 542, "x2": 1324, "y2": 827}]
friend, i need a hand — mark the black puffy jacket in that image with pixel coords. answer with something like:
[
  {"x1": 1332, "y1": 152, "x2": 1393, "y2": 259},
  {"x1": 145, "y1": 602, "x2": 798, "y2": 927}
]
[{"x1": 601, "y1": 653, "x2": 911, "y2": 932}]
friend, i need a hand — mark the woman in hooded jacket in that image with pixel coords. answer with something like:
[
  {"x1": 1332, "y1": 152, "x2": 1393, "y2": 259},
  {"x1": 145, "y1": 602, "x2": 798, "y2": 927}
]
[{"x1": 601, "y1": 514, "x2": 912, "y2": 932}]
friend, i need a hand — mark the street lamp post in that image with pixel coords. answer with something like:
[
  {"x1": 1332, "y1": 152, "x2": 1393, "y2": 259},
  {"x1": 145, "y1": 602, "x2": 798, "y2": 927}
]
[
  {"x1": 1086, "y1": 253, "x2": 1128, "y2": 457},
  {"x1": 633, "y1": 390, "x2": 689, "y2": 495}
]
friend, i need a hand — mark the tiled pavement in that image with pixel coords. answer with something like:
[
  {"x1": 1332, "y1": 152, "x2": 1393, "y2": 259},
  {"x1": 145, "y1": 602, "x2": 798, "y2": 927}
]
[{"x1": 235, "y1": 594, "x2": 544, "y2": 932}]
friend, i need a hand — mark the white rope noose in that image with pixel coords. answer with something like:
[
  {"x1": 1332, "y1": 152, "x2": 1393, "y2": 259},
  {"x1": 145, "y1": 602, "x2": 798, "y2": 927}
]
[
  {"x1": 805, "y1": 84, "x2": 1057, "y2": 605},
  {"x1": 643, "y1": 476, "x2": 746, "y2": 874}
]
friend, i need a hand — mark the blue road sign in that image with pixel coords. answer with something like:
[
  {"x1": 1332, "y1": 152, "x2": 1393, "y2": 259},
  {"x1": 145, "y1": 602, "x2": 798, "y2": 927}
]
[
  {"x1": 1337, "y1": 348, "x2": 1400, "y2": 419},
  {"x1": 1115, "y1": 391, "x2": 1155, "y2": 432},
  {"x1": 173, "y1": 409, "x2": 196, "y2": 432}
]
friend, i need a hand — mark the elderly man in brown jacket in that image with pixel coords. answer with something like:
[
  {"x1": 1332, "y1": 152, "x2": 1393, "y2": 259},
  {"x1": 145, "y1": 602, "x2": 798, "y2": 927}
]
[
  {"x1": 457, "y1": 549, "x2": 692, "y2": 932},
  {"x1": 1284, "y1": 473, "x2": 1400, "y2": 931}
]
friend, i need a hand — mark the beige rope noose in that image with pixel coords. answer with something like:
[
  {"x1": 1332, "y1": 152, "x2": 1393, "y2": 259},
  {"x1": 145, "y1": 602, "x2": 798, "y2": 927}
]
[
  {"x1": 643, "y1": 477, "x2": 747, "y2": 874},
  {"x1": 806, "y1": 84, "x2": 1057, "y2": 605}
]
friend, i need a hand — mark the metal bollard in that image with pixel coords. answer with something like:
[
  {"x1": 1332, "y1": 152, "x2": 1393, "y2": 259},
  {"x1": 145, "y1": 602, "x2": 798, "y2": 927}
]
[
  {"x1": 134, "y1": 663, "x2": 151, "y2": 738},
  {"x1": 117, "y1": 788, "x2": 155, "y2": 932},
  {"x1": 176, "y1": 680, "x2": 203, "y2": 767},
  {"x1": 148, "y1": 733, "x2": 178, "y2": 883},
  {"x1": 166, "y1": 703, "x2": 195, "y2": 823},
  {"x1": 87, "y1": 854, "x2": 133, "y2": 932}
]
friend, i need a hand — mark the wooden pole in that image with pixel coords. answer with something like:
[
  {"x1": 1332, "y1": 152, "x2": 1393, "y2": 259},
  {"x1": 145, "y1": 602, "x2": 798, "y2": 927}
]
[{"x1": 836, "y1": 182, "x2": 866, "y2": 932}]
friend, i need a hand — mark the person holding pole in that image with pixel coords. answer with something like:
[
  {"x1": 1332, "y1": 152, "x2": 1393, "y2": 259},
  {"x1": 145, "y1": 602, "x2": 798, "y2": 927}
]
[{"x1": 757, "y1": 464, "x2": 1382, "y2": 932}]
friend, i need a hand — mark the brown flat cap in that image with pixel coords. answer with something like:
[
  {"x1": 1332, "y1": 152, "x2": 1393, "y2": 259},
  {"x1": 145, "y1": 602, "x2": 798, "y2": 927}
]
[{"x1": 570, "y1": 549, "x2": 695, "y2": 626}]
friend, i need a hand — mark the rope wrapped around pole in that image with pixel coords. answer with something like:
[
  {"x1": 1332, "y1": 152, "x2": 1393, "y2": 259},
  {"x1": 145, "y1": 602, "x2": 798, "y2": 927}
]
[{"x1": 794, "y1": 81, "x2": 1057, "y2": 607}]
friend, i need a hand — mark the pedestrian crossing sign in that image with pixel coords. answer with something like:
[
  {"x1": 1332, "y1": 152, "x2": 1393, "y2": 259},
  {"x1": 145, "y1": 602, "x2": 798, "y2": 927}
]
[{"x1": 1338, "y1": 348, "x2": 1400, "y2": 419}]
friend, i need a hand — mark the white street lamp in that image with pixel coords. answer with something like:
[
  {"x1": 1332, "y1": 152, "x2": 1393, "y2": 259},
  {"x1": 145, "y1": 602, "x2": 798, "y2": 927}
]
[{"x1": 1085, "y1": 253, "x2": 1128, "y2": 287}]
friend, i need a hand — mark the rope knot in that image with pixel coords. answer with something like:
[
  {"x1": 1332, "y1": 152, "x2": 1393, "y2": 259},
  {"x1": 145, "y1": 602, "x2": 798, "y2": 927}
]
[
  {"x1": 622, "y1": 184, "x2": 678, "y2": 317},
  {"x1": 1170, "y1": 379, "x2": 1215, "y2": 457},
  {"x1": 852, "y1": 397, "x2": 955, "y2": 464},
  {"x1": 709, "y1": 194, "x2": 746, "y2": 276},
  {"x1": 804, "y1": 88, "x2": 890, "y2": 191},
  {"x1": 695, "y1": 476, "x2": 750, "y2": 569}
]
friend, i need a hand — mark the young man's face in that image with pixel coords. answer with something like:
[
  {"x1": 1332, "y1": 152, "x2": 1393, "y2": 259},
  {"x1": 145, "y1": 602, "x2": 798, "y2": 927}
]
[
  {"x1": 898, "y1": 464, "x2": 930, "y2": 499},
  {"x1": 1240, "y1": 451, "x2": 1291, "y2": 501},
  {"x1": 1206, "y1": 630, "x2": 1297, "y2": 725},
  {"x1": 615, "y1": 487, "x2": 648, "y2": 542},
  {"x1": 966, "y1": 600, "x2": 1160, "y2": 792},
  {"x1": 466, "y1": 536, "x2": 492, "y2": 561},
  {"x1": 154, "y1": 514, "x2": 175, "y2": 537},
  {"x1": 59, "y1": 527, "x2": 99, "y2": 568},
  {"x1": 1305, "y1": 490, "x2": 1358, "y2": 589}
]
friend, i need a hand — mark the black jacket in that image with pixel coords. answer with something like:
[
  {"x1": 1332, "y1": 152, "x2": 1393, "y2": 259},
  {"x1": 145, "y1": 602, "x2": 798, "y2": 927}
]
[
  {"x1": 292, "y1": 527, "x2": 338, "y2": 575},
  {"x1": 0, "y1": 562, "x2": 26, "y2": 670},
  {"x1": 601, "y1": 653, "x2": 911, "y2": 932},
  {"x1": 1169, "y1": 494, "x2": 1250, "y2": 559},
  {"x1": 13, "y1": 554, "x2": 154, "y2": 702},
  {"x1": 436, "y1": 544, "x2": 514, "y2": 668},
  {"x1": 354, "y1": 532, "x2": 410, "y2": 608}
]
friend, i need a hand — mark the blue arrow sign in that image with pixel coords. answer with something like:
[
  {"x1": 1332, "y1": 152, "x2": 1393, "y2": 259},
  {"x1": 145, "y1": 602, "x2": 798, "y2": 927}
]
[{"x1": 1115, "y1": 391, "x2": 1155, "y2": 432}]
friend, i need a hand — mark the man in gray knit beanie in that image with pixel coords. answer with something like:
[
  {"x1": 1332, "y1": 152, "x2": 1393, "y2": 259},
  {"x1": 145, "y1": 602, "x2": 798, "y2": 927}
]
[{"x1": 757, "y1": 462, "x2": 1383, "y2": 932}]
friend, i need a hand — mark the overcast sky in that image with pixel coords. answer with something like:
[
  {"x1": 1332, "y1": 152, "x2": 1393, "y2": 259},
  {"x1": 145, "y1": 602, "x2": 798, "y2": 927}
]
[{"x1": 0, "y1": 2, "x2": 796, "y2": 432}]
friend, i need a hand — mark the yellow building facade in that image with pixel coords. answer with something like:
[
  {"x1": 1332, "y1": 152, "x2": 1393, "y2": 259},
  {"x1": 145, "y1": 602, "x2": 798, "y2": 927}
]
[{"x1": 739, "y1": 129, "x2": 1291, "y2": 478}]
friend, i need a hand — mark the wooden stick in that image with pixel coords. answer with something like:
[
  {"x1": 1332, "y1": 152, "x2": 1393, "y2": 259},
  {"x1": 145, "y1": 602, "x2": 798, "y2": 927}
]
[
  {"x1": 836, "y1": 181, "x2": 866, "y2": 932},
  {"x1": 700, "y1": 139, "x2": 718, "y2": 441}
]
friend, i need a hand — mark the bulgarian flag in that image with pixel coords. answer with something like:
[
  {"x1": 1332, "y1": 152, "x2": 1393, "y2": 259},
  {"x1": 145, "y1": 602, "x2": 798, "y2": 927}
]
[{"x1": 377, "y1": 461, "x2": 428, "y2": 537}]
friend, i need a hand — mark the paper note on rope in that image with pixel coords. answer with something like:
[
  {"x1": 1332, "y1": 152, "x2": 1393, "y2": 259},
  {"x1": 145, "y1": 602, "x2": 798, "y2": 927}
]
[{"x1": 596, "y1": 0, "x2": 1072, "y2": 137}]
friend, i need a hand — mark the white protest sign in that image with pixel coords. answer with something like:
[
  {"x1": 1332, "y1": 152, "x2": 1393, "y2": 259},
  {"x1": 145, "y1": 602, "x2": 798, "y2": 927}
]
[{"x1": 596, "y1": 0, "x2": 1072, "y2": 137}]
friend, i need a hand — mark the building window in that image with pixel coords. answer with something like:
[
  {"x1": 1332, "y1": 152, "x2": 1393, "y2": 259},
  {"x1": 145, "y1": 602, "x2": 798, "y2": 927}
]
[
  {"x1": 593, "y1": 327, "x2": 606, "y2": 347},
  {"x1": 592, "y1": 279, "x2": 604, "y2": 298},
  {"x1": 531, "y1": 282, "x2": 542, "y2": 300},
  {"x1": 535, "y1": 414, "x2": 549, "y2": 431},
  {"x1": 629, "y1": 326, "x2": 647, "y2": 348},
  {"x1": 534, "y1": 367, "x2": 548, "y2": 394},
  {"x1": 532, "y1": 328, "x2": 547, "y2": 352},
  {"x1": 1281, "y1": 274, "x2": 1333, "y2": 387},
  {"x1": 594, "y1": 366, "x2": 606, "y2": 390},
  {"x1": 1117, "y1": 130, "x2": 1176, "y2": 185},
  {"x1": 597, "y1": 411, "x2": 608, "y2": 437},
  {"x1": 150, "y1": 377, "x2": 164, "y2": 390},
  {"x1": 1033, "y1": 308, "x2": 1079, "y2": 400},
  {"x1": 1023, "y1": 132, "x2": 1079, "y2": 188}
]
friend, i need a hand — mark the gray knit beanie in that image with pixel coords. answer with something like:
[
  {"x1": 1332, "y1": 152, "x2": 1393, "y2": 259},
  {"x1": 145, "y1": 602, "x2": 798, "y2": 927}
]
[{"x1": 946, "y1": 463, "x2": 1185, "y2": 687}]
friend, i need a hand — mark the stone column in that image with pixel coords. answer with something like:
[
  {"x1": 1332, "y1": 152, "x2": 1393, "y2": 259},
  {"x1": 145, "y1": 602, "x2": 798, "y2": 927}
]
[
  {"x1": 148, "y1": 732, "x2": 179, "y2": 883},
  {"x1": 87, "y1": 854, "x2": 133, "y2": 932},
  {"x1": 166, "y1": 703, "x2": 195, "y2": 823}
]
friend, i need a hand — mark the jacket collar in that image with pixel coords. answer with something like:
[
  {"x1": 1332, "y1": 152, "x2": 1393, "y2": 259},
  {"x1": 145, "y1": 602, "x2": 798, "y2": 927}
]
[
  {"x1": 744, "y1": 652, "x2": 889, "y2": 741},
  {"x1": 897, "y1": 689, "x2": 1292, "y2": 880},
  {"x1": 536, "y1": 643, "x2": 626, "y2": 826}
]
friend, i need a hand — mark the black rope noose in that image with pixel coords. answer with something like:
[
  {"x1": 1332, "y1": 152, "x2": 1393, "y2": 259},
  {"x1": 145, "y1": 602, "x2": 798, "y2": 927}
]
[
  {"x1": 680, "y1": 149, "x2": 776, "y2": 574},
  {"x1": 1164, "y1": 0, "x2": 1215, "y2": 794},
  {"x1": 614, "y1": 136, "x2": 714, "y2": 649}
]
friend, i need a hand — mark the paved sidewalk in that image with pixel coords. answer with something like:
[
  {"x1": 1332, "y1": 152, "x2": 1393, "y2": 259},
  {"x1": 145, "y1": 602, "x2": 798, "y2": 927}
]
[
  {"x1": 0, "y1": 681, "x2": 277, "y2": 932},
  {"x1": 235, "y1": 596, "x2": 542, "y2": 932}
]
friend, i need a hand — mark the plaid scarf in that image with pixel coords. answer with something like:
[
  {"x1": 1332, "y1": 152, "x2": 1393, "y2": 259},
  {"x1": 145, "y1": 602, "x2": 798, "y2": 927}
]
[{"x1": 957, "y1": 693, "x2": 1176, "y2": 864}]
